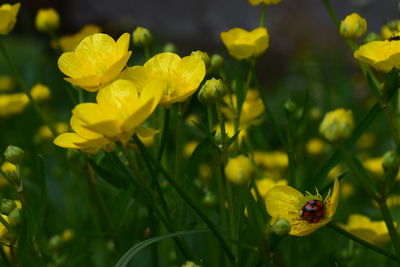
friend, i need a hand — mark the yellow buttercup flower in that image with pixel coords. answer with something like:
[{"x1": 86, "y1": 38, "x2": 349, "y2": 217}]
[
  {"x1": 306, "y1": 138, "x2": 325, "y2": 155},
  {"x1": 381, "y1": 20, "x2": 400, "y2": 40},
  {"x1": 137, "y1": 52, "x2": 206, "y2": 107},
  {"x1": 253, "y1": 151, "x2": 288, "y2": 170},
  {"x1": 339, "y1": 13, "x2": 367, "y2": 39},
  {"x1": 253, "y1": 177, "x2": 287, "y2": 199},
  {"x1": 225, "y1": 155, "x2": 256, "y2": 185},
  {"x1": 248, "y1": 0, "x2": 282, "y2": 6},
  {"x1": 35, "y1": 8, "x2": 60, "y2": 33},
  {"x1": 58, "y1": 33, "x2": 132, "y2": 92},
  {"x1": 57, "y1": 24, "x2": 101, "y2": 52},
  {"x1": 34, "y1": 122, "x2": 69, "y2": 143},
  {"x1": 30, "y1": 83, "x2": 51, "y2": 103},
  {"x1": 54, "y1": 78, "x2": 163, "y2": 153},
  {"x1": 339, "y1": 214, "x2": 391, "y2": 246},
  {"x1": 221, "y1": 89, "x2": 264, "y2": 126},
  {"x1": 319, "y1": 108, "x2": 354, "y2": 142},
  {"x1": 0, "y1": 3, "x2": 21, "y2": 35},
  {"x1": 220, "y1": 27, "x2": 269, "y2": 60},
  {"x1": 354, "y1": 39, "x2": 400, "y2": 72},
  {"x1": 0, "y1": 93, "x2": 29, "y2": 117},
  {"x1": 0, "y1": 75, "x2": 15, "y2": 92},
  {"x1": 265, "y1": 178, "x2": 340, "y2": 236}
]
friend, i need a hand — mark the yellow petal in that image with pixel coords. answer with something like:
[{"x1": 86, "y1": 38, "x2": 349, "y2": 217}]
[
  {"x1": 290, "y1": 218, "x2": 332, "y2": 236},
  {"x1": 115, "y1": 33, "x2": 130, "y2": 58},
  {"x1": 174, "y1": 55, "x2": 205, "y2": 95},
  {"x1": 58, "y1": 52, "x2": 83, "y2": 79},
  {"x1": 327, "y1": 177, "x2": 340, "y2": 217},
  {"x1": 100, "y1": 51, "x2": 131, "y2": 85},
  {"x1": 252, "y1": 27, "x2": 269, "y2": 55},
  {"x1": 227, "y1": 43, "x2": 256, "y2": 60},
  {"x1": 53, "y1": 133, "x2": 85, "y2": 149},
  {"x1": 144, "y1": 52, "x2": 180, "y2": 76},
  {"x1": 265, "y1": 185, "x2": 303, "y2": 219}
]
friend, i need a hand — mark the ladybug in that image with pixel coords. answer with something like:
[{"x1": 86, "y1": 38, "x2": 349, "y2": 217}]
[{"x1": 301, "y1": 199, "x2": 326, "y2": 223}]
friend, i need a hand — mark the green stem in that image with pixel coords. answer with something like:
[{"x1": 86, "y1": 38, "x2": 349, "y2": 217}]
[
  {"x1": 0, "y1": 39, "x2": 57, "y2": 137},
  {"x1": 259, "y1": 4, "x2": 266, "y2": 27},
  {"x1": 378, "y1": 198, "x2": 400, "y2": 260},
  {"x1": 321, "y1": 0, "x2": 340, "y2": 28},
  {"x1": 207, "y1": 106, "x2": 214, "y2": 133},
  {"x1": 157, "y1": 108, "x2": 170, "y2": 162},
  {"x1": 328, "y1": 223, "x2": 399, "y2": 262},
  {"x1": 144, "y1": 45, "x2": 151, "y2": 60},
  {"x1": 133, "y1": 135, "x2": 236, "y2": 263}
]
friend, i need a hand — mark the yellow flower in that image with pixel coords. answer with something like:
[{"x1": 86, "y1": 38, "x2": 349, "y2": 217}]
[
  {"x1": 220, "y1": 27, "x2": 269, "y2": 60},
  {"x1": 0, "y1": 75, "x2": 15, "y2": 92},
  {"x1": 57, "y1": 24, "x2": 101, "y2": 52},
  {"x1": 0, "y1": 3, "x2": 21, "y2": 35},
  {"x1": 136, "y1": 127, "x2": 159, "y2": 147},
  {"x1": 221, "y1": 89, "x2": 264, "y2": 126},
  {"x1": 58, "y1": 33, "x2": 132, "y2": 92},
  {"x1": 265, "y1": 178, "x2": 340, "y2": 236},
  {"x1": 0, "y1": 162, "x2": 15, "y2": 187},
  {"x1": 214, "y1": 122, "x2": 247, "y2": 147},
  {"x1": 386, "y1": 194, "x2": 400, "y2": 208},
  {"x1": 253, "y1": 177, "x2": 287, "y2": 199},
  {"x1": 253, "y1": 151, "x2": 288, "y2": 170},
  {"x1": 0, "y1": 93, "x2": 29, "y2": 117},
  {"x1": 225, "y1": 155, "x2": 256, "y2": 185},
  {"x1": 30, "y1": 83, "x2": 51, "y2": 103},
  {"x1": 184, "y1": 141, "x2": 199, "y2": 158},
  {"x1": 35, "y1": 8, "x2": 60, "y2": 33},
  {"x1": 133, "y1": 52, "x2": 206, "y2": 107},
  {"x1": 306, "y1": 138, "x2": 325, "y2": 155},
  {"x1": 54, "y1": 79, "x2": 162, "y2": 153},
  {"x1": 339, "y1": 13, "x2": 367, "y2": 39},
  {"x1": 339, "y1": 214, "x2": 391, "y2": 246},
  {"x1": 248, "y1": 0, "x2": 282, "y2": 6},
  {"x1": 319, "y1": 108, "x2": 354, "y2": 142},
  {"x1": 356, "y1": 132, "x2": 376, "y2": 149},
  {"x1": 363, "y1": 157, "x2": 383, "y2": 176},
  {"x1": 34, "y1": 122, "x2": 69, "y2": 143},
  {"x1": 381, "y1": 20, "x2": 400, "y2": 40},
  {"x1": 354, "y1": 39, "x2": 400, "y2": 72}
]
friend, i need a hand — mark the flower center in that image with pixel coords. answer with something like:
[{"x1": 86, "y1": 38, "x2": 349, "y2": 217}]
[{"x1": 301, "y1": 199, "x2": 326, "y2": 223}]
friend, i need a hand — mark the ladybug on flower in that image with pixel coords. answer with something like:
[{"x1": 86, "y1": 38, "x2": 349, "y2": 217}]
[{"x1": 265, "y1": 178, "x2": 340, "y2": 236}]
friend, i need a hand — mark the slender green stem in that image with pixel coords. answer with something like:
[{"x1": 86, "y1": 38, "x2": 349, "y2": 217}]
[
  {"x1": 144, "y1": 46, "x2": 151, "y2": 60},
  {"x1": 157, "y1": 108, "x2": 170, "y2": 161},
  {"x1": 259, "y1": 4, "x2": 266, "y2": 27},
  {"x1": 207, "y1": 106, "x2": 214, "y2": 133},
  {"x1": 215, "y1": 160, "x2": 228, "y2": 228},
  {"x1": 133, "y1": 135, "x2": 236, "y2": 263},
  {"x1": 328, "y1": 223, "x2": 399, "y2": 262},
  {"x1": 0, "y1": 39, "x2": 57, "y2": 137},
  {"x1": 321, "y1": 0, "x2": 340, "y2": 28},
  {"x1": 216, "y1": 103, "x2": 228, "y2": 157},
  {"x1": 378, "y1": 198, "x2": 400, "y2": 260}
]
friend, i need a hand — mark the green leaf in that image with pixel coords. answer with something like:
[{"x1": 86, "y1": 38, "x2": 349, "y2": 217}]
[{"x1": 115, "y1": 229, "x2": 209, "y2": 267}]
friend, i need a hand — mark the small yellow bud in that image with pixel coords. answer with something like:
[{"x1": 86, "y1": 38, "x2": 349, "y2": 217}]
[
  {"x1": 1, "y1": 199, "x2": 16, "y2": 215},
  {"x1": 272, "y1": 218, "x2": 291, "y2": 236},
  {"x1": 35, "y1": 8, "x2": 60, "y2": 33},
  {"x1": 30, "y1": 83, "x2": 51, "y2": 103},
  {"x1": 319, "y1": 108, "x2": 354, "y2": 142},
  {"x1": 306, "y1": 138, "x2": 325, "y2": 155},
  {"x1": 132, "y1": 26, "x2": 152, "y2": 47},
  {"x1": 224, "y1": 155, "x2": 256, "y2": 185},
  {"x1": 191, "y1": 50, "x2": 210, "y2": 70},
  {"x1": 340, "y1": 13, "x2": 367, "y2": 39},
  {"x1": 198, "y1": 78, "x2": 226, "y2": 105},
  {"x1": 4, "y1": 145, "x2": 24, "y2": 164},
  {"x1": 61, "y1": 229, "x2": 75, "y2": 242}
]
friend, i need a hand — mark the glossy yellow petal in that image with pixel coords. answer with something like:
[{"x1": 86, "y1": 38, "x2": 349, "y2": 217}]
[
  {"x1": 70, "y1": 116, "x2": 103, "y2": 140},
  {"x1": 120, "y1": 66, "x2": 150, "y2": 91},
  {"x1": 100, "y1": 51, "x2": 131, "y2": 85},
  {"x1": 354, "y1": 40, "x2": 400, "y2": 72},
  {"x1": 327, "y1": 178, "x2": 340, "y2": 217},
  {"x1": 144, "y1": 52, "x2": 180, "y2": 76},
  {"x1": 58, "y1": 52, "x2": 83, "y2": 79},
  {"x1": 290, "y1": 218, "x2": 332, "y2": 236},
  {"x1": 265, "y1": 185, "x2": 303, "y2": 219},
  {"x1": 53, "y1": 133, "x2": 85, "y2": 149},
  {"x1": 116, "y1": 33, "x2": 131, "y2": 58},
  {"x1": 58, "y1": 24, "x2": 102, "y2": 52},
  {"x1": 252, "y1": 28, "x2": 269, "y2": 55}
]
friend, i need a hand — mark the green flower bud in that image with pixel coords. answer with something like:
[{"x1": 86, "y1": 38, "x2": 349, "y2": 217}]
[
  {"x1": 382, "y1": 151, "x2": 400, "y2": 171},
  {"x1": 132, "y1": 26, "x2": 152, "y2": 47},
  {"x1": 364, "y1": 32, "x2": 381, "y2": 43},
  {"x1": 163, "y1": 42, "x2": 176, "y2": 53},
  {"x1": 272, "y1": 218, "x2": 291, "y2": 236},
  {"x1": 284, "y1": 99, "x2": 297, "y2": 114},
  {"x1": 202, "y1": 191, "x2": 217, "y2": 206},
  {"x1": 1, "y1": 199, "x2": 17, "y2": 215},
  {"x1": 340, "y1": 13, "x2": 367, "y2": 39},
  {"x1": 198, "y1": 78, "x2": 226, "y2": 105},
  {"x1": 210, "y1": 54, "x2": 224, "y2": 70},
  {"x1": 4, "y1": 145, "x2": 24, "y2": 165},
  {"x1": 191, "y1": 50, "x2": 210, "y2": 69},
  {"x1": 182, "y1": 261, "x2": 201, "y2": 267},
  {"x1": 8, "y1": 208, "x2": 21, "y2": 226},
  {"x1": 319, "y1": 108, "x2": 354, "y2": 142},
  {"x1": 48, "y1": 235, "x2": 62, "y2": 250}
]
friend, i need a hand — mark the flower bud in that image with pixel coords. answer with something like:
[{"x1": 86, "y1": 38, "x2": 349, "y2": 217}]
[
  {"x1": 191, "y1": 50, "x2": 210, "y2": 70},
  {"x1": 319, "y1": 108, "x2": 354, "y2": 142},
  {"x1": 61, "y1": 229, "x2": 75, "y2": 242},
  {"x1": 4, "y1": 145, "x2": 24, "y2": 164},
  {"x1": 224, "y1": 155, "x2": 256, "y2": 185},
  {"x1": 8, "y1": 208, "x2": 21, "y2": 226},
  {"x1": 202, "y1": 191, "x2": 217, "y2": 206},
  {"x1": 48, "y1": 235, "x2": 62, "y2": 250},
  {"x1": 1, "y1": 199, "x2": 16, "y2": 215},
  {"x1": 210, "y1": 54, "x2": 224, "y2": 70},
  {"x1": 198, "y1": 78, "x2": 226, "y2": 105},
  {"x1": 284, "y1": 99, "x2": 297, "y2": 114},
  {"x1": 340, "y1": 13, "x2": 367, "y2": 39},
  {"x1": 132, "y1": 27, "x2": 152, "y2": 47},
  {"x1": 182, "y1": 261, "x2": 201, "y2": 267},
  {"x1": 364, "y1": 32, "x2": 381, "y2": 43},
  {"x1": 35, "y1": 8, "x2": 60, "y2": 33},
  {"x1": 272, "y1": 218, "x2": 291, "y2": 236},
  {"x1": 163, "y1": 42, "x2": 176, "y2": 53},
  {"x1": 382, "y1": 151, "x2": 400, "y2": 171},
  {"x1": 30, "y1": 83, "x2": 51, "y2": 103}
]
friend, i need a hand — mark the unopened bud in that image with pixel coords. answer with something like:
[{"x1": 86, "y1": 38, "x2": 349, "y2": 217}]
[
  {"x1": 163, "y1": 42, "x2": 176, "y2": 53},
  {"x1": 4, "y1": 145, "x2": 24, "y2": 165},
  {"x1": 182, "y1": 261, "x2": 201, "y2": 267},
  {"x1": 132, "y1": 26, "x2": 152, "y2": 47},
  {"x1": 1, "y1": 199, "x2": 16, "y2": 215},
  {"x1": 8, "y1": 208, "x2": 21, "y2": 226},
  {"x1": 198, "y1": 78, "x2": 226, "y2": 105},
  {"x1": 340, "y1": 13, "x2": 367, "y2": 39},
  {"x1": 284, "y1": 99, "x2": 297, "y2": 114},
  {"x1": 382, "y1": 151, "x2": 400, "y2": 171},
  {"x1": 202, "y1": 191, "x2": 217, "y2": 206},
  {"x1": 272, "y1": 218, "x2": 291, "y2": 236},
  {"x1": 61, "y1": 229, "x2": 75, "y2": 242},
  {"x1": 210, "y1": 54, "x2": 224, "y2": 70},
  {"x1": 319, "y1": 108, "x2": 354, "y2": 142},
  {"x1": 35, "y1": 8, "x2": 60, "y2": 33},
  {"x1": 191, "y1": 50, "x2": 210, "y2": 70},
  {"x1": 224, "y1": 155, "x2": 256, "y2": 186},
  {"x1": 48, "y1": 235, "x2": 62, "y2": 250},
  {"x1": 364, "y1": 32, "x2": 381, "y2": 43}
]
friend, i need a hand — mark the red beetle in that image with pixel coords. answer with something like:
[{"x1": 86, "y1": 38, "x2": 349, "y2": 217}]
[{"x1": 301, "y1": 199, "x2": 326, "y2": 223}]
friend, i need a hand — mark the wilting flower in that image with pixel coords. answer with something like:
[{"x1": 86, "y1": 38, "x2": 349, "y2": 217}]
[
  {"x1": 339, "y1": 214, "x2": 391, "y2": 246},
  {"x1": 58, "y1": 33, "x2": 132, "y2": 92},
  {"x1": 124, "y1": 52, "x2": 205, "y2": 107},
  {"x1": 339, "y1": 13, "x2": 367, "y2": 39},
  {"x1": 0, "y1": 93, "x2": 29, "y2": 117},
  {"x1": 265, "y1": 178, "x2": 340, "y2": 236},
  {"x1": 354, "y1": 39, "x2": 400, "y2": 72},
  {"x1": 0, "y1": 3, "x2": 21, "y2": 35},
  {"x1": 54, "y1": 79, "x2": 162, "y2": 153},
  {"x1": 319, "y1": 108, "x2": 354, "y2": 142},
  {"x1": 225, "y1": 155, "x2": 256, "y2": 185},
  {"x1": 35, "y1": 8, "x2": 60, "y2": 33},
  {"x1": 221, "y1": 27, "x2": 269, "y2": 60},
  {"x1": 248, "y1": 0, "x2": 282, "y2": 6},
  {"x1": 57, "y1": 24, "x2": 101, "y2": 52}
]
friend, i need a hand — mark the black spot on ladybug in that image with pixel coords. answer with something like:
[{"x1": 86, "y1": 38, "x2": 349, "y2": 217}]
[
  {"x1": 301, "y1": 199, "x2": 326, "y2": 223},
  {"x1": 388, "y1": 35, "x2": 400, "y2": 42}
]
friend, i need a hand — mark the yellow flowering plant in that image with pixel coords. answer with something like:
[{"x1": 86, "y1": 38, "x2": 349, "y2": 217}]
[
  {"x1": 35, "y1": 8, "x2": 60, "y2": 33},
  {"x1": 58, "y1": 33, "x2": 132, "y2": 91},
  {"x1": 57, "y1": 24, "x2": 102, "y2": 52},
  {"x1": 0, "y1": 3, "x2": 21, "y2": 35}
]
